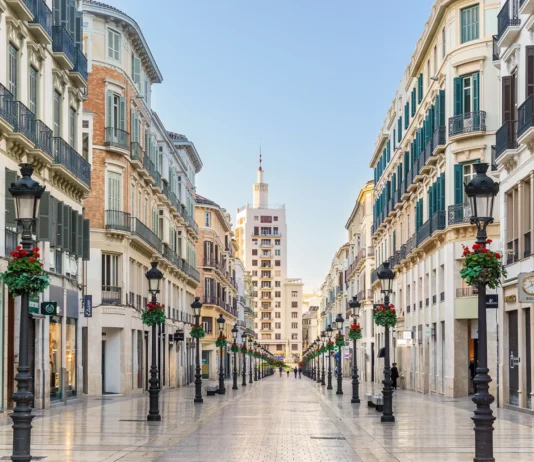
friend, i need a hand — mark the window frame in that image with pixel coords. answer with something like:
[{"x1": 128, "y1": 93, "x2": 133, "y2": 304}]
[
  {"x1": 8, "y1": 43, "x2": 18, "y2": 98},
  {"x1": 29, "y1": 66, "x2": 38, "y2": 115},
  {"x1": 107, "y1": 28, "x2": 121, "y2": 62},
  {"x1": 460, "y1": 4, "x2": 479, "y2": 44}
]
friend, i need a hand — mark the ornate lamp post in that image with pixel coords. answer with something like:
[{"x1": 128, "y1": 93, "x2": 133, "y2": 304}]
[
  {"x1": 241, "y1": 333, "x2": 247, "y2": 387},
  {"x1": 248, "y1": 337, "x2": 253, "y2": 383},
  {"x1": 216, "y1": 314, "x2": 226, "y2": 394},
  {"x1": 335, "y1": 314, "x2": 344, "y2": 395},
  {"x1": 8, "y1": 164, "x2": 45, "y2": 461},
  {"x1": 316, "y1": 337, "x2": 322, "y2": 383},
  {"x1": 465, "y1": 163, "x2": 499, "y2": 462},
  {"x1": 321, "y1": 331, "x2": 326, "y2": 385},
  {"x1": 377, "y1": 261, "x2": 395, "y2": 423},
  {"x1": 146, "y1": 261, "x2": 164, "y2": 421},
  {"x1": 231, "y1": 324, "x2": 238, "y2": 390},
  {"x1": 191, "y1": 298, "x2": 203, "y2": 403},
  {"x1": 311, "y1": 341, "x2": 317, "y2": 380},
  {"x1": 253, "y1": 342, "x2": 258, "y2": 381},
  {"x1": 326, "y1": 325, "x2": 333, "y2": 389},
  {"x1": 349, "y1": 296, "x2": 361, "y2": 404}
]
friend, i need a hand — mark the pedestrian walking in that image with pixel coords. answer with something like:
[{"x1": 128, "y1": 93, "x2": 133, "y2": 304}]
[
  {"x1": 298, "y1": 367, "x2": 302, "y2": 379},
  {"x1": 294, "y1": 367, "x2": 298, "y2": 378},
  {"x1": 279, "y1": 366, "x2": 283, "y2": 377},
  {"x1": 286, "y1": 369, "x2": 290, "y2": 377},
  {"x1": 391, "y1": 363, "x2": 399, "y2": 390}
]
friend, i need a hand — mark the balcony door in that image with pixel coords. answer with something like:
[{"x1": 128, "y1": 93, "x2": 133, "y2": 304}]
[{"x1": 502, "y1": 74, "x2": 517, "y2": 123}]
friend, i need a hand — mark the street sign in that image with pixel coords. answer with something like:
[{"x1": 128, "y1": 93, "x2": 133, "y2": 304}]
[
  {"x1": 84, "y1": 295, "x2": 92, "y2": 317},
  {"x1": 485, "y1": 294, "x2": 498, "y2": 309},
  {"x1": 29, "y1": 296, "x2": 39, "y2": 314},
  {"x1": 41, "y1": 302, "x2": 57, "y2": 316},
  {"x1": 174, "y1": 332, "x2": 185, "y2": 341}
]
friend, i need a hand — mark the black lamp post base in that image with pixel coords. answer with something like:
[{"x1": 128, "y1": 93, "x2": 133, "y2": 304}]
[
  {"x1": 351, "y1": 398, "x2": 360, "y2": 404},
  {"x1": 218, "y1": 389, "x2": 225, "y2": 394},
  {"x1": 473, "y1": 458, "x2": 495, "y2": 462},
  {"x1": 194, "y1": 397, "x2": 203, "y2": 403},
  {"x1": 147, "y1": 414, "x2": 161, "y2": 421},
  {"x1": 336, "y1": 390, "x2": 343, "y2": 395},
  {"x1": 381, "y1": 415, "x2": 395, "y2": 423}
]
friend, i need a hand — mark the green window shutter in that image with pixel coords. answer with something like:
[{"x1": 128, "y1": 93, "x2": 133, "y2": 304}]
[
  {"x1": 106, "y1": 91, "x2": 113, "y2": 128},
  {"x1": 454, "y1": 78, "x2": 463, "y2": 115},
  {"x1": 77, "y1": 213, "x2": 83, "y2": 258},
  {"x1": 398, "y1": 117, "x2": 402, "y2": 142},
  {"x1": 439, "y1": 90, "x2": 445, "y2": 125},
  {"x1": 404, "y1": 152, "x2": 409, "y2": 178},
  {"x1": 441, "y1": 173, "x2": 446, "y2": 211},
  {"x1": 393, "y1": 231, "x2": 397, "y2": 252},
  {"x1": 83, "y1": 219, "x2": 90, "y2": 261},
  {"x1": 63, "y1": 204, "x2": 70, "y2": 251},
  {"x1": 5, "y1": 168, "x2": 17, "y2": 228},
  {"x1": 418, "y1": 73, "x2": 423, "y2": 103},
  {"x1": 411, "y1": 89, "x2": 416, "y2": 115},
  {"x1": 454, "y1": 164, "x2": 463, "y2": 204},
  {"x1": 405, "y1": 103, "x2": 409, "y2": 129},
  {"x1": 49, "y1": 196, "x2": 57, "y2": 247},
  {"x1": 70, "y1": 208, "x2": 77, "y2": 256},
  {"x1": 473, "y1": 72, "x2": 480, "y2": 112},
  {"x1": 119, "y1": 96, "x2": 126, "y2": 130},
  {"x1": 434, "y1": 95, "x2": 440, "y2": 128},
  {"x1": 56, "y1": 201, "x2": 64, "y2": 249},
  {"x1": 130, "y1": 109, "x2": 134, "y2": 140},
  {"x1": 38, "y1": 192, "x2": 51, "y2": 241}
]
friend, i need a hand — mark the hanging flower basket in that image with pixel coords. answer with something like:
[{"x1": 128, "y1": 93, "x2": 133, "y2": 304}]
[
  {"x1": 335, "y1": 334, "x2": 346, "y2": 347},
  {"x1": 460, "y1": 240, "x2": 506, "y2": 289},
  {"x1": 190, "y1": 324, "x2": 206, "y2": 339},
  {"x1": 348, "y1": 323, "x2": 362, "y2": 340},
  {"x1": 141, "y1": 301, "x2": 166, "y2": 326},
  {"x1": 326, "y1": 341, "x2": 335, "y2": 352},
  {"x1": 373, "y1": 304, "x2": 397, "y2": 328},
  {"x1": 320, "y1": 346, "x2": 327, "y2": 354},
  {"x1": 240, "y1": 345, "x2": 248, "y2": 354},
  {"x1": 230, "y1": 343, "x2": 239, "y2": 353},
  {"x1": 1, "y1": 247, "x2": 50, "y2": 297},
  {"x1": 215, "y1": 334, "x2": 227, "y2": 348}
]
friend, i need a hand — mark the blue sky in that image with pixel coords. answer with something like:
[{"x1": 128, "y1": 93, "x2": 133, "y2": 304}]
[{"x1": 106, "y1": 0, "x2": 433, "y2": 291}]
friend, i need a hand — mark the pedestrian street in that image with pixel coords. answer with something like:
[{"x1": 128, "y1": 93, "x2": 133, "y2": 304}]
[{"x1": 0, "y1": 375, "x2": 532, "y2": 461}]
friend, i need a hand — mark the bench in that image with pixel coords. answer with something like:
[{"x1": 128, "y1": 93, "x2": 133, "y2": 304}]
[
  {"x1": 205, "y1": 386, "x2": 219, "y2": 396},
  {"x1": 373, "y1": 394, "x2": 384, "y2": 412},
  {"x1": 366, "y1": 393, "x2": 374, "y2": 407}
]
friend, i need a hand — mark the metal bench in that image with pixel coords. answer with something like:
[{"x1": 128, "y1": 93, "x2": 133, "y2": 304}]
[
  {"x1": 366, "y1": 393, "x2": 374, "y2": 407},
  {"x1": 373, "y1": 394, "x2": 384, "y2": 412},
  {"x1": 205, "y1": 385, "x2": 219, "y2": 396}
]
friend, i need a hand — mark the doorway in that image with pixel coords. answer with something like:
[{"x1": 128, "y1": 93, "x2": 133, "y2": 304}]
[
  {"x1": 202, "y1": 350, "x2": 210, "y2": 379},
  {"x1": 509, "y1": 311, "x2": 519, "y2": 405}
]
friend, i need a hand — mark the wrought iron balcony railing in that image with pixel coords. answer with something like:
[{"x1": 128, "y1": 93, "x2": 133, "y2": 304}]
[
  {"x1": 131, "y1": 217, "x2": 161, "y2": 252},
  {"x1": 52, "y1": 25, "x2": 75, "y2": 65},
  {"x1": 102, "y1": 286, "x2": 122, "y2": 305},
  {"x1": 492, "y1": 35, "x2": 499, "y2": 61},
  {"x1": 431, "y1": 210, "x2": 446, "y2": 234},
  {"x1": 163, "y1": 244, "x2": 183, "y2": 271},
  {"x1": 518, "y1": 94, "x2": 534, "y2": 138},
  {"x1": 73, "y1": 46, "x2": 88, "y2": 82},
  {"x1": 130, "y1": 141, "x2": 143, "y2": 162},
  {"x1": 35, "y1": 120, "x2": 53, "y2": 157},
  {"x1": 495, "y1": 120, "x2": 518, "y2": 158},
  {"x1": 13, "y1": 101, "x2": 37, "y2": 145},
  {"x1": 29, "y1": 0, "x2": 52, "y2": 38},
  {"x1": 105, "y1": 210, "x2": 131, "y2": 232},
  {"x1": 497, "y1": 0, "x2": 521, "y2": 39},
  {"x1": 53, "y1": 137, "x2": 91, "y2": 186},
  {"x1": 0, "y1": 84, "x2": 15, "y2": 127},
  {"x1": 448, "y1": 203, "x2": 472, "y2": 225},
  {"x1": 416, "y1": 218, "x2": 432, "y2": 246},
  {"x1": 432, "y1": 125, "x2": 446, "y2": 152},
  {"x1": 105, "y1": 127, "x2": 130, "y2": 150},
  {"x1": 449, "y1": 111, "x2": 486, "y2": 137}
]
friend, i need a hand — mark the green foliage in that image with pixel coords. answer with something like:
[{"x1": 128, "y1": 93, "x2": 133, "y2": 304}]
[
  {"x1": 335, "y1": 334, "x2": 346, "y2": 347},
  {"x1": 216, "y1": 335, "x2": 227, "y2": 348},
  {"x1": 190, "y1": 324, "x2": 206, "y2": 338},
  {"x1": 141, "y1": 307, "x2": 166, "y2": 326},
  {"x1": 230, "y1": 344, "x2": 239, "y2": 353},
  {"x1": 1, "y1": 248, "x2": 49, "y2": 297},
  {"x1": 460, "y1": 245, "x2": 506, "y2": 289},
  {"x1": 373, "y1": 306, "x2": 397, "y2": 328}
]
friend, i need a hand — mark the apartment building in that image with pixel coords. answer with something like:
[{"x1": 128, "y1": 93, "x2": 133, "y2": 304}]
[
  {"x1": 345, "y1": 181, "x2": 376, "y2": 383},
  {"x1": 194, "y1": 194, "x2": 237, "y2": 380},
  {"x1": 235, "y1": 161, "x2": 303, "y2": 363},
  {"x1": 0, "y1": 0, "x2": 88, "y2": 408},
  {"x1": 302, "y1": 305, "x2": 319, "y2": 349},
  {"x1": 370, "y1": 0, "x2": 500, "y2": 397},
  {"x1": 81, "y1": 0, "x2": 201, "y2": 395},
  {"x1": 493, "y1": 0, "x2": 534, "y2": 412}
]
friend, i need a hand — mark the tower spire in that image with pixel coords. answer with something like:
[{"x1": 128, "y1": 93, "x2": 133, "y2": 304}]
[{"x1": 259, "y1": 146, "x2": 262, "y2": 171}]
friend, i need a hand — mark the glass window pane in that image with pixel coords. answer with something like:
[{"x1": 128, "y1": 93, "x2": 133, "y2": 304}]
[
  {"x1": 49, "y1": 317, "x2": 62, "y2": 401},
  {"x1": 66, "y1": 318, "x2": 77, "y2": 398}
]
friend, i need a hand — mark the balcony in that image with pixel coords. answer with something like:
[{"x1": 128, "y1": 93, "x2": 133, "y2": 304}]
[
  {"x1": 33, "y1": 120, "x2": 53, "y2": 157},
  {"x1": 70, "y1": 46, "x2": 88, "y2": 86},
  {"x1": 492, "y1": 36, "x2": 500, "y2": 67},
  {"x1": 456, "y1": 287, "x2": 478, "y2": 298},
  {"x1": 11, "y1": 102, "x2": 37, "y2": 149},
  {"x1": 130, "y1": 141, "x2": 143, "y2": 165},
  {"x1": 449, "y1": 112, "x2": 486, "y2": 138},
  {"x1": 448, "y1": 203, "x2": 471, "y2": 225},
  {"x1": 518, "y1": 95, "x2": 534, "y2": 145},
  {"x1": 105, "y1": 210, "x2": 131, "y2": 232},
  {"x1": 495, "y1": 120, "x2": 519, "y2": 163},
  {"x1": 102, "y1": 286, "x2": 122, "y2": 305},
  {"x1": 416, "y1": 218, "x2": 432, "y2": 246},
  {"x1": 182, "y1": 260, "x2": 200, "y2": 283},
  {"x1": 5, "y1": 0, "x2": 33, "y2": 21},
  {"x1": 430, "y1": 210, "x2": 446, "y2": 235},
  {"x1": 0, "y1": 84, "x2": 15, "y2": 133},
  {"x1": 520, "y1": 0, "x2": 534, "y2": 14},
  {"x1": 432, "y1": 126, "x2": 446, "y2": 155},
  {"x1": 52, "y1": 137, "x2": 91, "y2": 187},
  {"x1": 131, "y1": 217, "x2": 161, "y2": 252},
  {"x1": 105, "y1": 127, "x2": 130, "y2": 151},
  {"x1": 163, "y1": 244, "x2": 183, "y2": 272},
  {"x1": 497, "y1": 0, "x2": 521, "y2": 48},
  {"x1": 27, "y1": 0, "x2": 52, "y2": 45},
  {"x1": 52, "y1": 26, "x2": 75, "y2": 69}
]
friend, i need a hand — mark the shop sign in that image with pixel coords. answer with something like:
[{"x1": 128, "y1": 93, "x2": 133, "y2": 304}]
[
  {"x1": 84, "y1": 295, "x2": 92, "y2": 317},
  {"x1": 41, "y1": 302, "x2": 57, "y2": 316},
  {"x1": 518, "y1": 273, "x2": 534, "y2": 303},
  {"x1": 29, "y1": 296, "x2": 39, "y2": 314},
  {"x1": 174, "y1": 332, "x2": 185, "y2": 341},
  {"x1": 485, "y1": 294, "x2": 498, "y2": 309}
]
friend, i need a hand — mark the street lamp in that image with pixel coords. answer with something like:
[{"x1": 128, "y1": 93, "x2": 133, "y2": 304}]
[
  {"x1": 253, "y1": 341, "x2": 258, "y2": 381},
  {"x1": 191, "y1": 297, "x2": 203, "y2": 403},
  {"x1": 241, "y1": 333, "x2": 247, "y2": 387},
  {"x1": 231, "y1": 324, "x2": 238, "y2": 390},
  {"x1": 326, "y1": 325, "x2": 333, "y2": 389},
  {"x1": 8, "y1": 164, "x2": 45, "y2": 461},
  {"x1": 146, "y1": 261, "x2": 163, "y2": 421},
  {"x1": 335, "y1": 314, "x2": 344, "y2": 395},
  {"x1": 311, "y1": 340, "x2": 316, "y2": 380},
  {"x1": 465, "y1": 162, "x2": 499, "y2": 461},
  {"x1": 248, "y1": 336, "x2": 253, "y2": 383},
  {"x1": 217, "y1": 314, "x2": 226, "y2": 394},
  {"x1": 316, "y1": 337, "x2": 322, "y2": 384},
  {"x1": 349, "y1": 296, "x2": 361, "y2": 404},
  {"x1": 321, "y1": 330, "x2": 326, "y2": 385},
  {"x1": 378, "y1": 260, "x2": 395, "y2": 423}
]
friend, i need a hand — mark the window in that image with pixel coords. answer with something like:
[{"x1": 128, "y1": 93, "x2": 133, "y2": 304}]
[
  {"x1": 275, "y1": 291, "x2": 281, "y2": 298},
  {"x1": 292, "y1": 291, "x2": 298, "y2": 298},
  {"x1": 291, "y1": 334, "x2": 298, "y2": 340},
  {"x1": 275, "y1": 312, "x2": 281, "y2": 318},
  {"x1": 53, "y1": 91, "x2": 61, "y2": 137},
  {"x1": 291, "y1": 312, "x2": 298, "y2": 318},
  {"x1": 274, "y1": 227, "x2": 279, "y2": 235},
  {"x1": 8, "y1": 44, "x2": 18, "y2": 97},
  {"x1": 275, "y1": 281, "x2": 281, "y2": 287},
  {"x1": 252, "y1": 270, "x2": 258, "y2": 277},
  {"x1": 69, "y1": 107, "x2": 76, "y2": 148},
  {"x1": 107, "y1": 172, "x2": 121, "y2": 211},
  {"x1": 107, "y1": 92, "x2": 125, "y2": 130},
  {"x1": 261, "y1": 216, "x2": 272, "y2": 223},
  {"x1": 261, "y1": 323, "x2": 271, "y2": 330},
  {"x1": 275, "y1": 260, "x2": 281, "y2": 266},
  {"x1": 291, "y1": 323, "x2": 298, "y2": 329},
  {"x1": 292, "y1": 344, "x2": 298, "y2": 351},
  {"x1": 204, "y1": 212, "x2": 211, "y2": 227},
  {"x1": 442, "y1": 27, "x2": 446, "y2": 58},
  {"x1": 274, "y1": 216, "x2": 278, "y2": 221},
  {"x1": 254, "y1": 216, "x2": 258, "y2": 221},
  {"x1": 275, "y1": 239, "x2": 280, "y2": 245},
  {"x1": 433, "y1": 46, "x2": 437, "y2": 76},
  {"x1": 252, "y1": 281, "x2": 258, "y2": 287},
  {"x1": 275, "y1": 334, "x2": 281, "y2": 340},
  {"x1": 275, "y1": 322, "x2": 281, "y2": 329},
  {"x1": 463, "y1": 76, "x2": 472, "y2": 113},
  {"x1": 101, "y1": 253, "x2": 119, "y2": 292},
  {"x1": 131, "y1": 53, "x2": 141, "y2": 87},
  {"x1": 252, "y1": 260, "x2": 258, "y2": 266},
  {"x1": 29, "y1": 66, "x2": 38, "y2": 115},
  {"x1": 252, "y1": 249, "x2": 258, "y2": 256},
  {"x1": 291, "y1": 302, "x2": 298, "y2": 308},
  {"x1": 276, "y1": 345, "x2": 283, "y2": 351},
  {"x1": 130, "y1": 183, "x2": 135, "y2": 217},
  {"x1": 108, "y1": 29, "x2": 121, "y2": 61},
  {"x1": 275, "y1": 301, "x2": 281, "y2": 308},
  {"x1": 461, "y1": 5, "x2": 479, "y2": 43},
  {"x1": 275, "y1": 249, "x2": 281, "y2": 256}
]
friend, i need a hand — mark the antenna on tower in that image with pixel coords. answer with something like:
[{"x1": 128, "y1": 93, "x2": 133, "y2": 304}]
[{"x1": 259, "y1": 146, "x2": 263, "y2": 171}]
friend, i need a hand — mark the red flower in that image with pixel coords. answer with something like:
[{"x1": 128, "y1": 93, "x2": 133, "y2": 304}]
[
  {"x1": 32, "y1": 247, "x2": 40, "y2": 252},
  {"x1": 29, "y1": 258, "x2": 35, "y2": 263},
  {"x1": 391, "y1": 308, "x2": 396, "y2": 312},
  {"x1": 21, "y1": 250, "x2": 28, "y2": 256},
  {"x1": 486, "y1": 239, "x2": 492, "y2": 244},
  {"x1": 9, "y1": 251, "x2": 17, "y2": 257},
  {"x1": 480, "y1": 248, "x2": 489, "y2": 253},
  {"x1": 16, "y1": 246, "x2": 21, "y2": 251},
  {"x1": 495, "y1": 253, "x2": 501, "y2": 259},
  {"x1": 473, "y1": 243, "x2": 481, "y2": 250}
]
